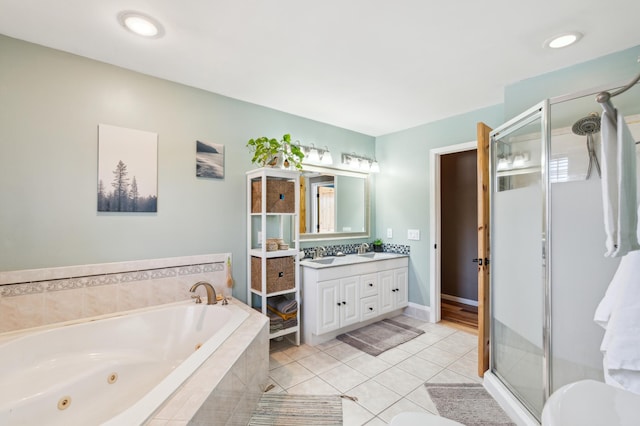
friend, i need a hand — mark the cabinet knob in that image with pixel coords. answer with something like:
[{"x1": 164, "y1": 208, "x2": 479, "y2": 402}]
[
  {"x1": 336, "y1": 302, "x2": 341, "y2": 306},
  {"x1": 369, "y1": 307, "x2": 373, "y2": 311},
  {"x1": 368, "y1": 283, "x2": 373, "y2": 287},
  {"x1": 342, "y1": 301, "x2": 347, "y2": 305}
]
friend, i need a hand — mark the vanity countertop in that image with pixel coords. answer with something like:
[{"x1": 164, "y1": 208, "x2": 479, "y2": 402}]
[{"x1": 300, "y1": 252, "x2": 408, "y2": 269}]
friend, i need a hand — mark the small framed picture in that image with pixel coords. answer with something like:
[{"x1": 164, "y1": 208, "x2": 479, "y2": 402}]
[{"x1": 196, "y1": 140, "x2": 225, "y2": 179}]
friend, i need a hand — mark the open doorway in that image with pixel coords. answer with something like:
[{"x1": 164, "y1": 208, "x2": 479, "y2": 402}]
[
  {"x1": 429, "y1": 141, "x2": 477, "y2": 329},
  {"x1": 440, "y1": 149, "x2": 478, "y2": 329}
]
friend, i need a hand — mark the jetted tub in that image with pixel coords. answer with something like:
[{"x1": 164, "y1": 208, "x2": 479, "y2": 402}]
[{"x1": 0, "y1": 302, "x2": 249, "y2": 425}]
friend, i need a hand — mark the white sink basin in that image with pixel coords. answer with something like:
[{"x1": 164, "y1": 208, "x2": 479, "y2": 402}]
[
  {"x1": 357, "y1": 252, "x2": 399, "y2": 260},
  {"x1": 308, "y1": 258, "x2": 336, "y2": 265}
]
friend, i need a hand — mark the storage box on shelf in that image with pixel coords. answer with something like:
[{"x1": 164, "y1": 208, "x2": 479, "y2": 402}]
[
  {"x1": 250, "y1": 256, "x2": 295, "y2": 294},
  {"x1": 246, "y1": 168, "x2": 301, "y2": 345},
  {"x1": 251, "y1": 179, "x2": 295, "y2": 213}
]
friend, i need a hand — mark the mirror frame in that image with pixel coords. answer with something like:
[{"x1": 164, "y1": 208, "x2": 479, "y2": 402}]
[{"x1": 299, "y1": 165, "x2": 370, "y2": 241}]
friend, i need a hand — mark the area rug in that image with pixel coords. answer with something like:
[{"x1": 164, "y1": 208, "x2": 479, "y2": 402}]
[
  {"x1": 248, "y1": 394, "x2": 342, "y2": 425},
  {"x1": 336, "y1": 318, "x2": 424, "y2": 356},
  {"x1": 425, "y1": 383, "x2": 515, "y2": 426}
]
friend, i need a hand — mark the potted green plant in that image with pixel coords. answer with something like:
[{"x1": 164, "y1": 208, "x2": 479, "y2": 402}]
[
  {"x1": 246, "y1": 133, "x2": 304, "y2": 170},
  {"x1": 373, "y1": 238, "x2": 383, "y2": 252}
]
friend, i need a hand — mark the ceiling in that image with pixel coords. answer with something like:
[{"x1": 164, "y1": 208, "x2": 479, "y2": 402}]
[{"x1": 1, "y1": 1, "x2": 639, "y2": 136}]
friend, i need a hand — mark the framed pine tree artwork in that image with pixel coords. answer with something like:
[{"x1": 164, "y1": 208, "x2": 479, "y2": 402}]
[{"x1": 97, "y1": 124, "x2": 158, "y2": 212}]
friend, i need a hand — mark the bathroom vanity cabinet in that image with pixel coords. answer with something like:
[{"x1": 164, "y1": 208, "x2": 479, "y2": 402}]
[
  {"x1": 246, "y1": 168, "x2": 301, "y2": 345},
  {"x1": 301, "y1": 254, "x2": 408, "y2": 346}
]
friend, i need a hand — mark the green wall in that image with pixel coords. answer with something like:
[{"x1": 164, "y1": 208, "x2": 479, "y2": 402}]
[
  {"x1": 0, "y1": 35, "x2": 374, "y2": 301},
  {"x1": 505, "y1": 45, "x2": 640, "y2": 119},
  {"x1": 374, "y1": 105, "x2": 504, "y2": 307},
  {"x1": 375, "y1": 43, "x2": 640, "y2": 309},
  {"x1": 3, "y1": 32, "x2": 638, "y2": 310}
]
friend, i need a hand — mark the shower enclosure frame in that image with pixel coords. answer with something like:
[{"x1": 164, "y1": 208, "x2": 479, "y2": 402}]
[
  {"x1": 488, "y1": 99, "x2": 551, "y2": 422},
  {"x1": 487, "y1": 77, "x2": 640, "y2": 424}
]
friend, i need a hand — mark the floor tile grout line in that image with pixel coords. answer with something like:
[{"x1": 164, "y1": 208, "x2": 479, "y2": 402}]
[{"x1": 267, "y1": 316, "x2": 480, "y2": 425}]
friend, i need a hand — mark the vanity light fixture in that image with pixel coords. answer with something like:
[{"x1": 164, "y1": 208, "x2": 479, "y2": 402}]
[
  {"x1": 297, "y1": 142, "x2": 333, "y2": 165},
  {"x1": 321, "y1": 147, "x2": 333, "y2": 165},
  {"x1": 118, "y1": 11, "x2": 165, "y2": 38},
  {"x1": 544, "y1": 31, "x2": 582, "y2": 49},
  {"x1": 342, "y1": 153, "x2": 379, "y2": 173},
  {"x1": 307, "y1": 147, "x2": 320, "y2": 163}
]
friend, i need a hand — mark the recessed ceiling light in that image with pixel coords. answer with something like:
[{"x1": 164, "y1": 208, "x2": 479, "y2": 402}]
[
  {"x1": 118, "y1": 11, "x2": 164, "y2": 38},
  {"x1": 544, "y1": 32, "x2": 582, "y2": 49}
]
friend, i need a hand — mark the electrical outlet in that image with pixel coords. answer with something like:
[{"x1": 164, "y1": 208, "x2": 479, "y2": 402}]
[
  {"x1": 407, "y1": 229, "x2": 420, "y2": 240},
  {"x1": 387, "y1": 228, "x2": 393, "y2": 238}
]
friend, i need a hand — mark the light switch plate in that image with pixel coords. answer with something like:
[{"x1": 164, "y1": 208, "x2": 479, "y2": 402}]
[
  {"x1": 387, "y1": 228, "x2": 393, "y2": 238},
  {"x1": 407, "y1": 229, "x2": 420, "y2": 240}
]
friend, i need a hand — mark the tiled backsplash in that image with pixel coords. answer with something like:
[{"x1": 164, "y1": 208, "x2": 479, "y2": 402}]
[
  {"x1": 301, "y1": 243, "x2": 410, "y2": 258},
  {"x1": 0, "y1": 254, "x2": 230, "y2": 334}
]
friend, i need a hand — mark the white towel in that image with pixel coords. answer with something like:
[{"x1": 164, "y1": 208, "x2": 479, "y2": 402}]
[
  {"x1": 594, "y1": 250, "x2": 640, "y2": 394},
  {"x1": 599, "y1": 108, "x2": 640, "y2": 257}
]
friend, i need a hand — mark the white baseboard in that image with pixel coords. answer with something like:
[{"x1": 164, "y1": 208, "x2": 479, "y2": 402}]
[
  {"x1": 483, "y1": 371, "x2": 540, "y2": 426},
  {"x1": 403, "y1": 302, "x2": 431, "y2": 322},
  {"x1": 441, "y1": 293, "x2": 479, "y2": 307}
]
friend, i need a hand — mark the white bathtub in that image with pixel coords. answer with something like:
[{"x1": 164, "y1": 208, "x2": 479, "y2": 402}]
[{"x1": 0, "y1": 302, "x2": 249, "y2": 425}]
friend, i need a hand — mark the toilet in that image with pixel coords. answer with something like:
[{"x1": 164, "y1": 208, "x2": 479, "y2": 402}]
[
  {"x1": 389, "y1": 412, "x2": 463, "y2": 426},
  {"x1": 542, "y1": 380, "x2": 640, "y2": 425}
]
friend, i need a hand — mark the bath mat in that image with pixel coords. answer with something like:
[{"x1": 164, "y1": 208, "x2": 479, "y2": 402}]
[
  {"x1": 336, "y1": 318, "x2": 424, "y2": 356},
  {"x1": 425, "y1": 383, "x2": 515, "y2": 426},
  {"x1": 248, "y1": 394, "x2": 342, "y2": 425}
]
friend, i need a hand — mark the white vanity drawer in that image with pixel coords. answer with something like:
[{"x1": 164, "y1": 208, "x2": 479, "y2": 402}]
[
  {"x1": 360, "y1": 273, "x2": 378, "y2": 298},
  {"x1": 361, "y1": 296, "x2": 379, "y2": 321}
]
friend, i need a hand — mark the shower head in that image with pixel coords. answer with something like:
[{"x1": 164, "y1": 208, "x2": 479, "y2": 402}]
[{"x1": 572, "y1": 112, "x2": 601, "y2": 135}]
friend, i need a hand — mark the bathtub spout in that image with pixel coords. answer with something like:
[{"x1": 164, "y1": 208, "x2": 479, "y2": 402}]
[{"x1": 189, "y1": 281, "x2": 217, "y2": 305}]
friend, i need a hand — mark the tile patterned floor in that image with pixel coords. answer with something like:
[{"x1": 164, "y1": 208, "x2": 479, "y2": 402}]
[{"x1": 267, "y1": 316, "x2": 480, "y2": 425}]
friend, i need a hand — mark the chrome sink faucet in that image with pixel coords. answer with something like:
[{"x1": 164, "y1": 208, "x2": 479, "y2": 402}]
[
  {"x1": 358, "y1": 243, "x2": 369, "y2": 254},
  {"x1": 190, "y1": 281, "x2": 217, "y2": 305},
  {"x1": 314, "y1": 246, "x2": 326, "y2": 259}
]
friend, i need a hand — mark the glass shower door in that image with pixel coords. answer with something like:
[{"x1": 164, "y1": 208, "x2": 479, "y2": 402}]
[{"x1": 490, "y1": 101, "x2": 548, "y2": 419}]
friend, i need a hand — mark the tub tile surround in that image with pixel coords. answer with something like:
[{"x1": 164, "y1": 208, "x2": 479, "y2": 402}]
[
  {"x1": 150, "y1": 301, "x2": 269, "y2": 425},
  {"x1": 0, "y1": 254, "x2": 229, "y2": 333},
  {"x1": 0, "y1": 254, "x2": 270, "y2": 425}
]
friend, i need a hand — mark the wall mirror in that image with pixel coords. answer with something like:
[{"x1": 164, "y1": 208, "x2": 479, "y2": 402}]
[{"x1": 300, "y1": 165, "x2": 370, "y2": 240}]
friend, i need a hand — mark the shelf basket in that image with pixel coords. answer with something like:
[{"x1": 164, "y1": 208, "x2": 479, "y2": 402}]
[
  {"x1": 251, "y1": 179, "x2": 295, "y2": 213},
  {"x1": 251, "y1": 256, "x2": 295, "y2": 293}
]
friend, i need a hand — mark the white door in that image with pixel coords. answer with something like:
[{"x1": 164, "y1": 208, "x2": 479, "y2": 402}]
[
  {"x1": 318, "y1": 186, "x2": 335, "y2": 233},
  {"x1": 341, "y1": 276, "x2": 360, "y2": 327},
  {"x1": 378, "y1": 270, "x2": 394, "y2": 314},
  {"x1": 394, "y1": 268, "x2": 408, "y2": 308},
  {"x1": 317, "y1": 280, "x2": 340, "y2": 334}
]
